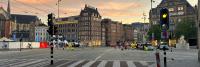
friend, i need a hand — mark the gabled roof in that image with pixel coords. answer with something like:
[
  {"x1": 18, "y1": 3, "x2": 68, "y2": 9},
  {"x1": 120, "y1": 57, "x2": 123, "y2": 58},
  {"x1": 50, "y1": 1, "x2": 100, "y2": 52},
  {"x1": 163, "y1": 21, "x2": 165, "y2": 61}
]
[
  {"x1": 80, "y1": 4, "x2": 101, "y2": 16},
  {"x1": 0, "y1": 7, "x2": 10, "y2": 20},
  {"x1": 11, "y1": 14, "x2": 39, "y2": 24}
]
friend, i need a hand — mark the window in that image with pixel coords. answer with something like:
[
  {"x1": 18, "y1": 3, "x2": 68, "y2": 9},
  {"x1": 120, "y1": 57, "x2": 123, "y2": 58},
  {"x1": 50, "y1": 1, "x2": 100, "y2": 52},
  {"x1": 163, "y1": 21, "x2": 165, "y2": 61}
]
[
  {"x1": 178, "y1": 6, "x2": 184, "y2": 11},
  {"x1": 169, "y1": 8, "x2": 174, "y2": 12},
  {"x1": 178, "y1": 18, "x2": 182, "y2": 22},
  {"x1": 83, "y1": 13, "x2": 88, "y2": 16}
]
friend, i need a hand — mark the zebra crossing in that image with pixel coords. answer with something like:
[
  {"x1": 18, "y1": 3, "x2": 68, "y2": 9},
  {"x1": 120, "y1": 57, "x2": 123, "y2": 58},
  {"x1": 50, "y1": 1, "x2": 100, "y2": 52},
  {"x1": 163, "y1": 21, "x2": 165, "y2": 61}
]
[{"x1": 0, "y1": 59, "x2": 155, "y2": 67}]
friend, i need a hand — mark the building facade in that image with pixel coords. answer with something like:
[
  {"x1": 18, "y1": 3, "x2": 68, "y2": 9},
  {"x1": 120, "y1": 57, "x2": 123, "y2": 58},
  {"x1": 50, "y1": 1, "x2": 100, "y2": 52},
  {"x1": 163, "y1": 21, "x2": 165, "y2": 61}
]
[
  {"x1": 101, "y1": 19, "x2": 123, "y2": 46},
  {"x1": 132, "y1": 22, "x2": 150, "y2": 43},
  {"x1": 123, "y1": 24, "x2": 134, "y2": 42},
  {"x1": 78, "y1": 5, "x2": 102, "y2": 46},
  {"x1": 0, "y1": 0, "x2": 41, "y2": 41},
  {"x1": 0, "y1": 7, "x2": 16, "y2": 38},
  {"x1": 55, "y1": 16, "x2": 79, "y2": 42},
  {"x1": 11, "y1": 14, "x2": 41, "y2": 41},
  {"x1": 149, "y1": 0, "x2": 196, "y2": 25},
  {"x1": 35, "y1": 24, "x2": 49, "y2": 42}
]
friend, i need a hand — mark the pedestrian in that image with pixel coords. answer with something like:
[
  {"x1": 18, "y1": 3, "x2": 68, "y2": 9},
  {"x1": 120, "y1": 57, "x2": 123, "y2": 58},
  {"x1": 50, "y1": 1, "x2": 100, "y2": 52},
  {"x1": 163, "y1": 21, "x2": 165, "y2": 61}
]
[
  {"x1": 3, "y1": 40, "x2": 7, "y2": 49},
  {"x1": 28, "y1": 43, "x2": 32, "y2": 49}
]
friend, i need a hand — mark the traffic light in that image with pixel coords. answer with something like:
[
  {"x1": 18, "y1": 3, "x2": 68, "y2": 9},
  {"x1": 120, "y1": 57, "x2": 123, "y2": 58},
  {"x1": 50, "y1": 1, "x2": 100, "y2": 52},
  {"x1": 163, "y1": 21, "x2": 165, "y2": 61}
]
[
  {"x1": 48, "y1": 13, "x2": 54, "y2": 26},
  {"x1": 47, "y1": 26, "x2": 53, "y2": 36},
  {"x1": 47, "y1": 13, "x2": 57, "y2": 36},
  {"x1": 160, "y1": 8, "x2": 169, "y2": 30}
]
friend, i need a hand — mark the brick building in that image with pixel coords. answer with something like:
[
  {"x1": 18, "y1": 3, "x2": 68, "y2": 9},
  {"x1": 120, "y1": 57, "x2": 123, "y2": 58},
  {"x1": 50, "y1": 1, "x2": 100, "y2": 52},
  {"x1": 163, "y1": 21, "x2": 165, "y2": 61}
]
[
  {"x1": 123, "y1": 24, "x2": 134, "y2": 42},
  {"x1": 149, "y1": 0, "x2": 196, "y2": 25},
  {"x1": 78, "y1": 5, "x2": 102, "y2": 46},
  {"x1": 101, "y1": 19, "x2": 123, "y2": 46}
]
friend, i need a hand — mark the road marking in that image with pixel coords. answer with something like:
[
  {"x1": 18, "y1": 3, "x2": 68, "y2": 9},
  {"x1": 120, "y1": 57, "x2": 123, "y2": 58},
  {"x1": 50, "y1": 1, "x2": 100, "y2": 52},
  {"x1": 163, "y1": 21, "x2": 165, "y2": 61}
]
[
  {"x1": 127, "y1": 61, "x2": 136, "y2": 67},
  {"x1": 16, "y1": 53, "x2": 49, "y2": 59},
  {"x1": 97, "y1": 60, "x2": 107, "y2": 67},
  {"x1": 9, "y1": 59, "x2": 35, "y2": 66},
  {"x1": 82, "y1": 60, "x2": 96, "y2": 67},
  {"x1": 68, "y1": 60, "x2": 85, "y2": 67},
  {"x1": 56, "y1": 61, "x2": 74, "y2": 67},
  {"x1": 11, "y1": 59, "x2": 45, "y2": 67},
  {"x1": 113, "y1": 60, "x2": 120, "y2": 67},
  {"x1": 0, "y1": 59, "x2": 9, "y2": 62},
  {"x1": 139, "y1": 61, "x2": 148, "y2": 66},
  {"x1": 95, "y1": 49, "x2": 112, "y2": 61}
]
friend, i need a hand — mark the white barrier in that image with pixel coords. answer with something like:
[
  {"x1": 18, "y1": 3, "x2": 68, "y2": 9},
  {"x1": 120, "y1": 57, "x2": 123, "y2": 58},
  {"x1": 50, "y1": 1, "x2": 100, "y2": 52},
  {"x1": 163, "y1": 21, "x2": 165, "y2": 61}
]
[
  {"x1": 0, "y1": 42, "x2": 41, "y2": 49},
  {"x1": 9, "y1": 42, "x2": 20, "y2": 49},
  {"x1": 0, "y1": 42, "x2": 9, "y2": 49},
  {"x1": 30, "y1": 42, "x2": 40, "y2": 48}
]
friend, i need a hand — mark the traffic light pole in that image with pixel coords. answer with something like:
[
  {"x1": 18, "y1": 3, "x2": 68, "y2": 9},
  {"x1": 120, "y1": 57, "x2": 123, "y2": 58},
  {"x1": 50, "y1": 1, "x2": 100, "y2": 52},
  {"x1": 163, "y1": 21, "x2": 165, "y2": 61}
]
[
  {"x1": 160, "y1": 8, "x2": 169, "y2": 67},
  {"x1": 50, "y1": 42, "x2": 53, "y2": 65},
  {"x1": 47, "y1": 13, "x2": 56, "y2": 65},
  {"x1": 50, "y1": 20, "x2": 55, "y2": 65}
]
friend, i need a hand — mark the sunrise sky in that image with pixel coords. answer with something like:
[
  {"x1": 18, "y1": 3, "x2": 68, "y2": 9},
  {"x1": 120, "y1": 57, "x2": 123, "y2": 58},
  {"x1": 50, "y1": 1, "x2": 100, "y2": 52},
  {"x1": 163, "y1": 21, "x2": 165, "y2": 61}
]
[{"x1": 0, "y1": 0, "x2": 198, "y2": 24}]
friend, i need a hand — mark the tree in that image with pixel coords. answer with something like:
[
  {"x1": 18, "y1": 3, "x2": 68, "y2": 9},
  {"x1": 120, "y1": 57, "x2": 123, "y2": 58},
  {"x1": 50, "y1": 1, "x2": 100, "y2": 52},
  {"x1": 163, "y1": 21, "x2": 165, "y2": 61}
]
[
  {"x1": 148, "y1": 24, "x2": 162, "y2": 40},
  {"x1": 175, "y1": 19, "x2": 197, "y2": 40}
]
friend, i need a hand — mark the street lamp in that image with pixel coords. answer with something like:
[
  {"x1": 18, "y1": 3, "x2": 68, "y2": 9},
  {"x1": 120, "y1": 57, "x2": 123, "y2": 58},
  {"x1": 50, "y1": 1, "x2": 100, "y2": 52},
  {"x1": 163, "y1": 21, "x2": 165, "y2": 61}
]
[{"x1": 56, "y1": 0, "x2": 62, "y2": 18}]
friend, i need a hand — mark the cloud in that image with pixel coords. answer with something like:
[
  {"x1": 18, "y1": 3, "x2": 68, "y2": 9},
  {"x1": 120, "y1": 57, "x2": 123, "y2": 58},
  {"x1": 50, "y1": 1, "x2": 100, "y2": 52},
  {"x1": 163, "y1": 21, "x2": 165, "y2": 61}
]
[
  {"x1": 101, "y1": 11, "x2": 141, "y2": 18},
  {"x1": 15, "y1": 0, "x2": 54, "y2": 4},
  {"x1": 97, "y1": 2, "x2": 144, "y2": 10}
]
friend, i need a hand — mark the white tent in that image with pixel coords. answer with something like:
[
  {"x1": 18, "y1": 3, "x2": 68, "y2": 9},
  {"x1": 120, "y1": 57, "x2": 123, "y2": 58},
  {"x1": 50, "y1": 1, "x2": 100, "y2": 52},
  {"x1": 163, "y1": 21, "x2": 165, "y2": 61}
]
[{"x1": 0, "y1": 37, "x2": 14, "y2": 42}]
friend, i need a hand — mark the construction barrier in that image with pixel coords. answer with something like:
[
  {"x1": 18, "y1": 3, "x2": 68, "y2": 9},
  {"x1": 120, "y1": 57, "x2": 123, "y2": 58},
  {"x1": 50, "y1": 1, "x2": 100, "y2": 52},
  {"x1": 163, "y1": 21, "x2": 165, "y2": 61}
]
[{"x1": 0, "y1": 42, "x2": 47, "y2": 49}]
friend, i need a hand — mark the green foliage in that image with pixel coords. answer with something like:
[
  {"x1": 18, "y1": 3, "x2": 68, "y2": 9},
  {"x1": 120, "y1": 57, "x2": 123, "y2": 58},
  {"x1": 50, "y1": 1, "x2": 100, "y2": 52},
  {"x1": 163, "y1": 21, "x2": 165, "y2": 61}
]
[
  {"x1": 175, "y1": 19, "x2": 197, "y2": 40},
  {"x1": 148, "y1": 25, "x2": 162, "y2": 40}
]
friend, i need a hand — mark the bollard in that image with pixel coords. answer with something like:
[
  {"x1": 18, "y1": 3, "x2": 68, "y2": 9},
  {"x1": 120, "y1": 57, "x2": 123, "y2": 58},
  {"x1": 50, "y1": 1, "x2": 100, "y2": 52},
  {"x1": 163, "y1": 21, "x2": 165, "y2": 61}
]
[
  {"x1": 155, "y1": 49, "x2": 160, "y2": 67},
  {"x1": 50, "y1": 43, "x2": 54, "y2": 65},
  {"x1": 163, "y1": 46, "x2": 167, "y2": 67},
  {"x1": 198, "y1": 49, "x2": 200, "y2": 62}
]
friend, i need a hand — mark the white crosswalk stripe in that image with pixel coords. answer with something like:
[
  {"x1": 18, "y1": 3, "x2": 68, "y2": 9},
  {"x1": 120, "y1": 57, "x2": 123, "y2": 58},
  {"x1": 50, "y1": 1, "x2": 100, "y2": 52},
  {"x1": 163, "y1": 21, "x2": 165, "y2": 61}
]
[
  {"x1": 11, "y1": 59, "x2": 45, "y2": 67},
  {"x1": 82, "y1": 60, "x2": 96, "y2": 67},
  {"x1": 56, "y1": 61, "x2": 74, "y2": 67},
  {"x1": 139, "y1": 61, "x2": 148, "y2": 66},
  {"x1": 68, "y1": 60, "x2": 85, "y2": 67},
  {"x1": 0, "y1": 59, "x2": 155, "y2": 67},
  {"x1": 9, "y1": 59, "x2": 37, "y2": 66},
  {"x1": 113, "y1": 60, "x2": 120, "y2": 67},
  {"x1": 97, "y1": 60, "x2": 107, "y2": 67},
  {"x1": 127, "y1": 61, "x2": 136, "y2": 67}
]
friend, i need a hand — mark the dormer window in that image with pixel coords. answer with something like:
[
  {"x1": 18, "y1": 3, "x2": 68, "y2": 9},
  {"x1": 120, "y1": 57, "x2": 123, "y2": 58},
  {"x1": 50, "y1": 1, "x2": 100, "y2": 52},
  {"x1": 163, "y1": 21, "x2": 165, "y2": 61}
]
[
  {"x1": 178, "y1": 6, "x2": 184, "y2": 11},
  {"x1": 169, "y1": 8, "x2": 174, "y2": 12}
]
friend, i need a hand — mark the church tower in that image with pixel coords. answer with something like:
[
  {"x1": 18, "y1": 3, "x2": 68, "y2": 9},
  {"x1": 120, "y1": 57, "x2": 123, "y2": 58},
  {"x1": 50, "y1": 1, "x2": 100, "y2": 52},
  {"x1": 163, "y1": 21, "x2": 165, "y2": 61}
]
[{"x1": 7, "y1": 0, "x2": 10, "y2": 15}]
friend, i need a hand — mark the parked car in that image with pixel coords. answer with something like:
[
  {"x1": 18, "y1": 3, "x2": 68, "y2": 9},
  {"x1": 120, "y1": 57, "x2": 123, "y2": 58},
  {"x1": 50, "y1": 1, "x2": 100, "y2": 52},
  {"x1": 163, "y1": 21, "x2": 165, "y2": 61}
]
[
  {"x1": 159, "y1": 45, "x2": 169, "y2": 50},
  {"x1": 147, "y1": 46, "x2": 155, "y2": 51},
  {"x1": 72, "y1": 42, "x2": 80, "y2": 47}
]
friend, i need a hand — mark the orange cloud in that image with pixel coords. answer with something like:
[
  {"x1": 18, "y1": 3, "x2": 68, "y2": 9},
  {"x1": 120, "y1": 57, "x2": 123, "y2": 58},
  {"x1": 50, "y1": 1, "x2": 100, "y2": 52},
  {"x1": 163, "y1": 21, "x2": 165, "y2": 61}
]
[
  {"x1": 15, "y1": 0, "x2": 54, "y2": 4},
  {"x1": 101, "y1": 11, "x2": 142, "y2": 18},
  {"x1": 97, "y1": 2, "x2": 144, "y2": 10}
]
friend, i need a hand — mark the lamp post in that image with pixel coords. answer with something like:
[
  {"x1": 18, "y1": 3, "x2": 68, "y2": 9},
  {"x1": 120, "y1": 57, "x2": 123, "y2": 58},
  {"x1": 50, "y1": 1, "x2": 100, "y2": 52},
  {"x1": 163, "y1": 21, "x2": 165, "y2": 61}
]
[{"x1": 57, "y1": 0, "x2": 62, "y2": 18}]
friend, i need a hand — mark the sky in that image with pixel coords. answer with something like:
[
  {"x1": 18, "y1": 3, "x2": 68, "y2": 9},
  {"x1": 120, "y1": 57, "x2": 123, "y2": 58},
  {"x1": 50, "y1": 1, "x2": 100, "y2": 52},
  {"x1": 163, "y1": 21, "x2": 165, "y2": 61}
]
[{"x1": 0, "y1": 0, "x2": 198, "y2": 24}]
